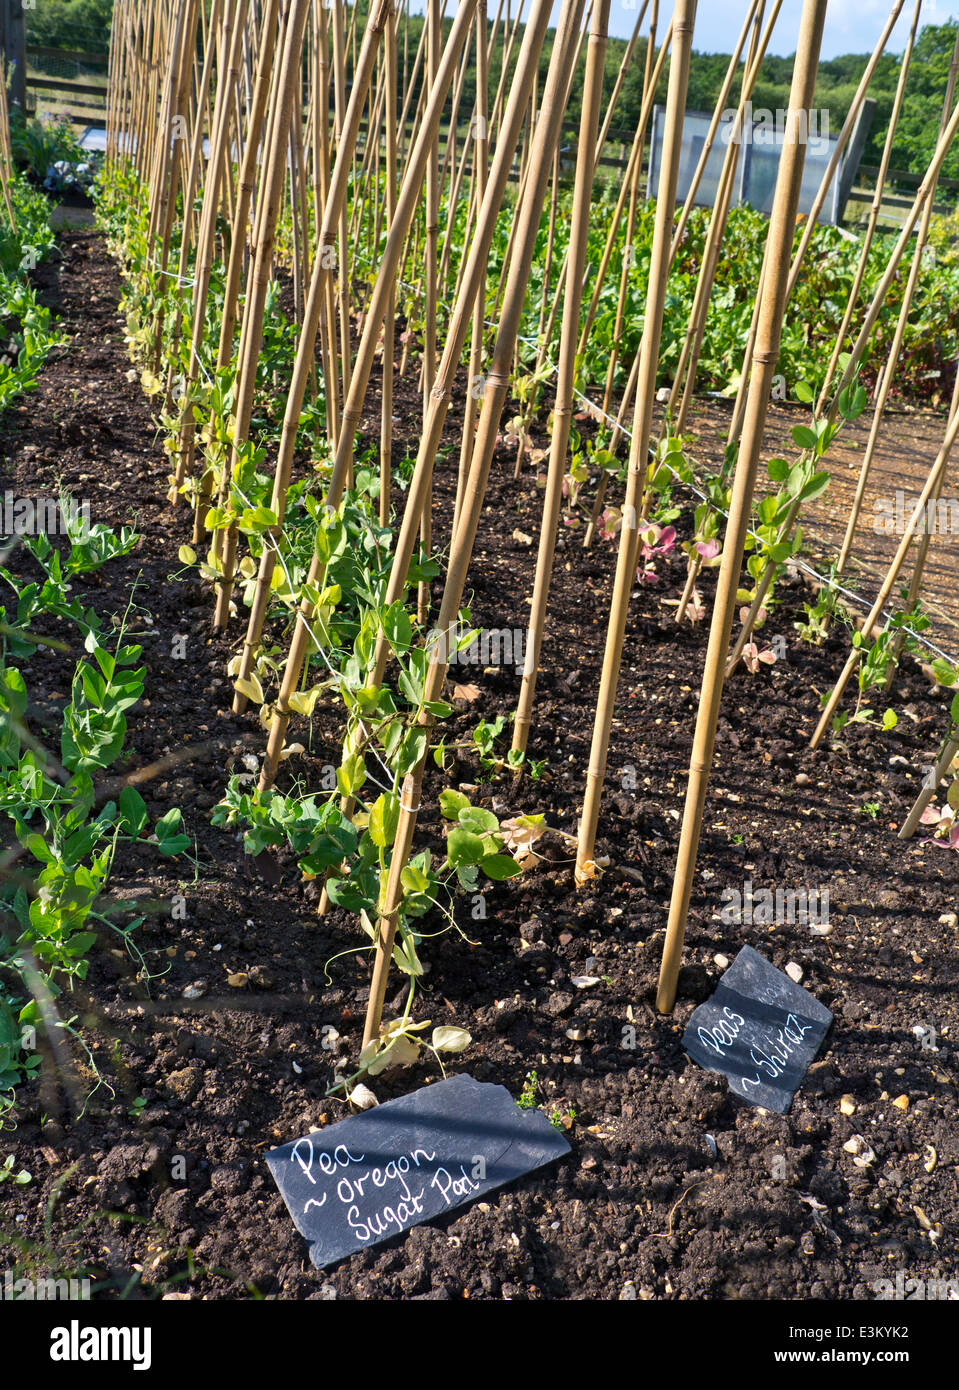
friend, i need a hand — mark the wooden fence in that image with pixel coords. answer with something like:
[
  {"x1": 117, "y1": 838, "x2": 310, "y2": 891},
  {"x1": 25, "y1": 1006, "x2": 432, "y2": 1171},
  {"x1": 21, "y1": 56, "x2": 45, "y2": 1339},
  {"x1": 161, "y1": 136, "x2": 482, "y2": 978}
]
[{"x1": 23, "y1": 44, "x2": 108, "y2": 128}]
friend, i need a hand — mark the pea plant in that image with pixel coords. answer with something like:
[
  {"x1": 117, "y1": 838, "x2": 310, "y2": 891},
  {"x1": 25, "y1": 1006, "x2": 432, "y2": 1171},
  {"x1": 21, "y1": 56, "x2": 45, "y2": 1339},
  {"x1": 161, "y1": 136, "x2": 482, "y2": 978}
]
[
  {"x1": 677, "y1": 451, "x2": 733, "y2": 625},
  {"x1": 796, "y1": 565, "x2": 843, "y2": 646},
  {"x1": 828, "y1": 601, "x2": 929, "y2": 741},
  {"x1": 206, "y1": 472, "x2": 540, "y2": 1081},
  {"x1": 0, "y1": 518, "x2": 188, "y2": 1122}
]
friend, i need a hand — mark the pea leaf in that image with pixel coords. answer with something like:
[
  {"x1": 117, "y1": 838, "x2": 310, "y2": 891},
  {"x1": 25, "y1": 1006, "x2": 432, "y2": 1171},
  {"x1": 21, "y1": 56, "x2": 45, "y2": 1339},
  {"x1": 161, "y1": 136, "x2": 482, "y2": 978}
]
[{"x1": 481, "y1": 853, "x2": 522, "y2": 880}]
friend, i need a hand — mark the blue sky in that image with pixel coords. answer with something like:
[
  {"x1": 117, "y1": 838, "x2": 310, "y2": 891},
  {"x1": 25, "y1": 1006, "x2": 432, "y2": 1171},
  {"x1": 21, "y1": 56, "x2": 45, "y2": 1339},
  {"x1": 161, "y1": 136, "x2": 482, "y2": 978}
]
[{"x1": 406, "y1": 2, "x2": 958, "y2": 59}]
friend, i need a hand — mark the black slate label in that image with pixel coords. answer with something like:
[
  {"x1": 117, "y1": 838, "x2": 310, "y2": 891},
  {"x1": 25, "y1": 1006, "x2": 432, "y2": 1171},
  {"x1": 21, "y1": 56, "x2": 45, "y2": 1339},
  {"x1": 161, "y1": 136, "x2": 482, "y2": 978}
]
[
  {"x1": 265, "y1": 1073, "x2": 571, "y2": 1269},
  {"x1": 682, "y1": 945, "x2": 833, "y2": 1113}
]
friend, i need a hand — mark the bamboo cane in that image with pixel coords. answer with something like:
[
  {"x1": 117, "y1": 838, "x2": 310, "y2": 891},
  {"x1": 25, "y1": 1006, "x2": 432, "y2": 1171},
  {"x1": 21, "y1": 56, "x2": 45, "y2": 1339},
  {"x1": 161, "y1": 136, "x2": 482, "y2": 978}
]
[
  {"x1": 785, "y1": 0, "x2": 906, "y2": 308},
  {"x1": 815, "y1": 0, "x2": 923, "y2": 414},
  {"x1": 235, "y1": 0, "x2": 477, "y2": 717},
  {"x1": 258, "y1": 0, "x2": 556, "y2": 784},
  {"x1": 836, "y1": 25, "x2": 959, "y2": 576},
  {"x1": 361, "y1": 0, "x2": 589, "y2": 1049},
  {"x1": 314, "y1": 0, "x2": 554, "y2": 916},
  {"x1": 899, "y1": 726, "x2": 959, "y2": 839},
  {"x1": 396, "y1": 1, "x2": 428, "y2": 169},
  {"x1": 512, "y1": 3, "x2": 665, "y2": 482},
  {"x1": 170, "y1": 0, "x2": 242, "y2": 491},
  {"x1": 211, "y1": 0, "x2": 313, "y2": 630},
  {"x1": 581, "y1": 321, "x2": 646, "y2": 549},
  {"x1": 664, "y1": 0, "x2": 777, "y2": 434},
  {"x1": 822, "y1": 92, "x2": 959, "y2": 435},
  {"x1": 488, "y1": 0, "x2": 525, "y2": 142},
  {"x1": 657, "y1": 0, "x2": 828, "y2": 1015},
  {"x1": 150, "y1": 0, "x2": 202, "y2": 375},
  {"x1": 162, "y1": 0, "x2": 230, "y2": 412},
  {"x1": 727, "y1": 1, "x2": 906, "y2": 447},
  {"x1": 512, "y1": 0, "x2": 611, "y2": 758},
  {"x1": 667, "y1": 0, "x2": 766, "y2": 269},
  {"x1": 574, "y1": 0, "x2": 697, "y2": 888},
  {"x1": 593, "y1": 0, "x2": 650, "y2": 163},
  {"x1": 186, "y1": 0, "x2": 282, "y2": 538},
  {"x1": 455, "y1": 2, "x2": 490, "y2": 533},
  {"x1": 811, "y1": 404, "x2": 959, "y2": 749},
  {"x1": 418, "y1": 0, "x2": 442, "y2": 625},
  {"x1": 731, "y1": 42, "x2": 959, "y2": 673},
  {"x1": 332, "y1": 0, "x2": 353, "y2": 405},
  {"x1": 146, "y1": 0, "x2": 184, "y2": 245},
  {"x1": 573, "y1": 20, "x2": 673, "y2": 366},
  {"x1": 882, "y1": 368, "x2": 959, "y2": 684},
  {"x1": 380, "y1": 1, "x2": 399, "y2": 528}
]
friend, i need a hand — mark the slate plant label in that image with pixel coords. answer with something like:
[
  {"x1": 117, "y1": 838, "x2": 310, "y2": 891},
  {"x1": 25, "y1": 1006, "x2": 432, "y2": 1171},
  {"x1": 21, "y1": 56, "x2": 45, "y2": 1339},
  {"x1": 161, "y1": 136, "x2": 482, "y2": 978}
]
[
  {"x1": 265, "y1": 1073, "x2": 571, "y2": 1270},
  {"x1": 682, "y1": 945, "x2": 833, "y2": 1114}
]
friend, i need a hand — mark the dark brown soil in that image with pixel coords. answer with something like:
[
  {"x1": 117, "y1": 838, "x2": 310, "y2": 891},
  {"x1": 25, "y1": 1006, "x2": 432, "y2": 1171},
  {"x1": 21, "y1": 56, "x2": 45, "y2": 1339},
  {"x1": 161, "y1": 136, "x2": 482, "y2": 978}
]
[{"x1": 2, "y1": 227, "x2": 958, "y2": 1303}]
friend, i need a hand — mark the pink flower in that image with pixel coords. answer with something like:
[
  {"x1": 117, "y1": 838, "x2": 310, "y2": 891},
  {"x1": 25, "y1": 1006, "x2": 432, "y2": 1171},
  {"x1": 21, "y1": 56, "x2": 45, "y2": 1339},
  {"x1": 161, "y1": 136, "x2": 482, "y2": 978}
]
[
  {"x1": 919, "y1": 803, "x2": 959, "y2": 849},
  {"x1": 686, "y1": 587, "x2": 705, "y2": 623},
  {"x1": 599, "y1": 507, "x2": 622, "y2": 542},
  {"x1": 742, "y1": 641, "x2": 777, "y2": 674},
  {"x1": 636, "y1": 523, "x2": 676, "y2": 582}
]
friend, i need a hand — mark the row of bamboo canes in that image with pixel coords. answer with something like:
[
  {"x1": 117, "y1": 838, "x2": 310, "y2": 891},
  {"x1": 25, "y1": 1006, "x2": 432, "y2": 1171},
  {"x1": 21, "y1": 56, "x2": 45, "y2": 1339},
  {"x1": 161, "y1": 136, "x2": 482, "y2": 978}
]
[{"x1": 103, "y1": 0, "x2": 959, "y2": 1043}]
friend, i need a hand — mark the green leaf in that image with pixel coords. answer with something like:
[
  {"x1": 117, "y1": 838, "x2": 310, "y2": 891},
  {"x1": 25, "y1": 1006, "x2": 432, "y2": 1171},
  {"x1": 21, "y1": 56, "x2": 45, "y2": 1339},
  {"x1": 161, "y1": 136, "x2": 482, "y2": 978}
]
[
  {"x1": 481, "y1": 853, "x2": 522, "y2": 880},
  {"x1": 156, "y1": 834, "x2": 190, "y2": 856},
  {"x1": 155, "y1": 807, "x2": 183, "y2": 839},
  {"x1": 838, "y1": 382, "x2": 868, "y2": 421},
  {"x1": 400, "y1": 863, "x2": 430, "y2": 895},
  {"x1": 369, "y1": 793, "x2": 399, "y2": 849},
  {"x1": 431, "y1": 1026, "x2": 471, "y2": 1053},
  {"x1": 396, "y1": 726, "x2": 427, "y2": 777},
  {"x1": 798, "y1": 471, "x2": 830, "y2": 503},
  {"x1": 458, "y1": 806, "x2": 499, "y2": 835},
  {"x1": 446, "y1": 827, "x2": 487, "y2": 867},
  {"x1": 66, "y1": 931, "x2": 98, "y2": 957},
  {"x1": 439, "y1": 788, "x2": 469, "y2": 820},
  {"x1": 382, "y1": 601, "x2": 412, "y2": 655},
  {"x1": 119, "y1": 785, "x2": 148, "y2": 836},
  {"x1": 424, "y1": 700, "x2": 454, "y2": 718},
  {"x1": 931, "y1": 658, "x2": 957, "y2": 687},
  {"x1": 336, "y1": 752, "x2": 367, "y2": 798},
  {"x1": 392, "y1": 932, "x2": 424, "y2": 977},
  {"x1": 21, "y1": 833, "x2": 53, "y2": 864},
  {"x1": 397, "y1": 665, "x2": 424, "y2": 707},
  {"x1": 757, "y1": 496, "x2": 778, "y2": 526}
]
